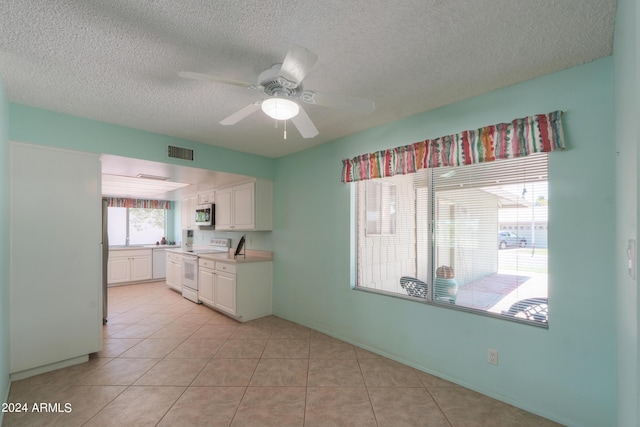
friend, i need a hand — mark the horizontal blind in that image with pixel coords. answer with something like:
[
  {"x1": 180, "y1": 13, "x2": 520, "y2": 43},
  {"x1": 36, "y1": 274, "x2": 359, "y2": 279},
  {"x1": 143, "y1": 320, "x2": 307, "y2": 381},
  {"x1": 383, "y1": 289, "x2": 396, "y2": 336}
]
[
  {"x1": 357, "y1": 173, "x2": 421, "y2": 294},
  {"x1": 356, "y1": 154, "x2": 549, "y2": 325},
  {"x1": 432, "y1": 154, "x2": 548, "y2": 321},
  {"x1": 433, "y1": 154, "x2": 548, "y2": 191}
]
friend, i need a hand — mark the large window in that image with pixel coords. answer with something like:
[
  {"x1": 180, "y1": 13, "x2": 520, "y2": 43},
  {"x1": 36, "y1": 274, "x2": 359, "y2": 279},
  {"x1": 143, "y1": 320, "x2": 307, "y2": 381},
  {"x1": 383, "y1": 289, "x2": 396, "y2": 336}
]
[
  {"x1": 108, "y1": 207, "x2": 167, "y2": 246},
  {"x1": 355, "y1": 154, "x2": 549, "y2": 326}
]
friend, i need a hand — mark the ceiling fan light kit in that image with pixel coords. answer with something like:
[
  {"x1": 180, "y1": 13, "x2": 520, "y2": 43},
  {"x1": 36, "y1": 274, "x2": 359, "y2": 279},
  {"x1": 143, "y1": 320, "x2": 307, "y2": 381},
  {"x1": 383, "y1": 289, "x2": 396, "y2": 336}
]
[
  {"x1": 261, "y1": 98, "x2": 299, "y2": 120},
  {"x1": 179, "y1": 44, "x2": 375, "y2": 139}
]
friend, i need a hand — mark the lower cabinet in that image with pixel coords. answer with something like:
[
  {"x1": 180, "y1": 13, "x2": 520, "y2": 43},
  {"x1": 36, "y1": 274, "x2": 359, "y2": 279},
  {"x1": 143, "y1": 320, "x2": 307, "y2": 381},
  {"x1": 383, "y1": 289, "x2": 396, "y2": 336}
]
[
  {"x1": 215, "y1": 270, "x2": 237, "y2": 316},
  {"x1": 108, "y1": 256, "x2": 131, "y2": 283},
  {"x1": 166, "y1": 252, "x2": 183, "y2": 292},
  {"x1": 198, "y1": 259, "x2": 215, "y2": 305},
  {"x1": 198, "y1": 258, "x2": 272, "y2": 322},
  {"x1": 108, "y1": 249, "x2": 152, "y2": 284}
]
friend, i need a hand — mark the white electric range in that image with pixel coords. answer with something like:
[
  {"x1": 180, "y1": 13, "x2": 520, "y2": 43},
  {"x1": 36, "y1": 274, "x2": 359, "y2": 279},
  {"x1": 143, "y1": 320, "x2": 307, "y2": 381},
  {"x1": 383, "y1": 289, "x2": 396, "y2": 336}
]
[{"x1": 181, "y1": 239, "x2": 230, "y2": 303}]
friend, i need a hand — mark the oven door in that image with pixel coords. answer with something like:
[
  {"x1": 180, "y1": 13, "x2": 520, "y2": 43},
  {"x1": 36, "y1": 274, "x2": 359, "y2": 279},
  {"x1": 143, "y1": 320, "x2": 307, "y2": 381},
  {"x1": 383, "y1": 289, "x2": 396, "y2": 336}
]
[{"x1": 181, "y1": 255, "x2": 199, "y2": 303}]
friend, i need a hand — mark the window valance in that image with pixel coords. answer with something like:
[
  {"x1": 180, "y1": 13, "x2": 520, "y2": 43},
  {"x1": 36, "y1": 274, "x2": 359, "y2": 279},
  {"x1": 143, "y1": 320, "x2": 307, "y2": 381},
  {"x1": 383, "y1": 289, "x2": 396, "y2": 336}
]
[
  {"x1": 341, "y1": 111, "x2": 565, "y2": 183},
  {"x1": 105, "y1": 197, "x2": 171, "y2": 209}
]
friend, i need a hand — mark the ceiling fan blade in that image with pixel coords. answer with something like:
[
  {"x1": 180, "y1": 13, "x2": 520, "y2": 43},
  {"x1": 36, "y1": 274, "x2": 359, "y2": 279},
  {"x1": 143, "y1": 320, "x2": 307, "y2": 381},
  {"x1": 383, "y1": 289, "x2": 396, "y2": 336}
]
[
  {"x1": 178, "y1": 71, "x2": 254, "y2": 88},
  {"x1": 279, "y1": 45, "x2": 318, "y2": 87},
  {"x1": 290, "y1": 106, "x2": 319, "y2": 139},
  {"x1": 302, "y1": 91, "x2": 375, "y2": 114},
  {"x1": 220, "y1": 102, "x2": 261, "y2": 125}
]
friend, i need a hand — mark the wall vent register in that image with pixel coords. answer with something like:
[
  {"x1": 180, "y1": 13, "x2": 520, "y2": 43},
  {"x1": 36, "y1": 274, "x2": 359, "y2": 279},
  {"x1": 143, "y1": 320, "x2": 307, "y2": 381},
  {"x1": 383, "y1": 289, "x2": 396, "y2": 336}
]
[{"x1": 168, "y1": 145, "x2": 194, "y2": 161}]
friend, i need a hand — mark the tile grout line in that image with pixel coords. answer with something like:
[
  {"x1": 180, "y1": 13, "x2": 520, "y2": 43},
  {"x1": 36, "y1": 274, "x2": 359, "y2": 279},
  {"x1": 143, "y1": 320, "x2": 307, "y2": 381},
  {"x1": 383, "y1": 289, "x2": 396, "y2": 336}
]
[
  {"x1": 88, "y1": 288, "x2": 210, "y2": 426},
  {"x1": 423, "y1": 385, "x2": 454, "y2": 427},
  {"x1": 358, "y1": 353, "x2": 380, "y2": 426},
  {"x1": 152, "y1": 319, "x2": 214, "y2": 427}
]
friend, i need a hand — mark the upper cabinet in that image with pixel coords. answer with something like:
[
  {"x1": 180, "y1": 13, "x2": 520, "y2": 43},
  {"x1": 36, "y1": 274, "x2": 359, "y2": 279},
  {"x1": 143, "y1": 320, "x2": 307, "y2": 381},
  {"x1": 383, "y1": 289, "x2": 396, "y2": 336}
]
[
  {"x1": 181, "y1": 196, "x2": 197, "y2": 229},
  {"x1": 197, "y1": 190, "x2": 215, "y2": 205},
  {"x1": 215, "y1": 179, "x2": 273, "y2": 231}
]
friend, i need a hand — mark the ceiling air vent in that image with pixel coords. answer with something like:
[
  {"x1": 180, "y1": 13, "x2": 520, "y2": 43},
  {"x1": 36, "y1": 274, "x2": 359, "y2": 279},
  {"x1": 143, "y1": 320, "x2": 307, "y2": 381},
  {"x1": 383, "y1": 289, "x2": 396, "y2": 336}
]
[{"x1": 167, "y1": 145, "x2": 194, "y2": 161}]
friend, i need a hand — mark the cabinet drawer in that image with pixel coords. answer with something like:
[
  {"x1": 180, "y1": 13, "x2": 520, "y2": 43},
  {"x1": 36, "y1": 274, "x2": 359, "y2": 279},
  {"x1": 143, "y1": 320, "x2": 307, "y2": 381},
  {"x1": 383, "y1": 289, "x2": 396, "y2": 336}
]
[
  {"x1": 112, "y1": 249, "x2": 151, "y2": 258},
  {"x1": 215, "y1": 262, "x2": 236, "y2": 274},
  {"x1": 199, "y1": 258, "x2": 215, "y2": 269},
  {"x1": 166, "y1": 252, "x2": 183, "y2": 262}
]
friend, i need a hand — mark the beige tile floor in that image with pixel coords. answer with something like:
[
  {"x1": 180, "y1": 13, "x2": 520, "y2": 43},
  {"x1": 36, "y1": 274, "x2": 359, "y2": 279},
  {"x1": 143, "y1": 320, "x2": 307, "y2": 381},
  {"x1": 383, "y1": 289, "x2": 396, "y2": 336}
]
[{"x1": 4, "y1": 281, "x2": 562, "y2": 426}]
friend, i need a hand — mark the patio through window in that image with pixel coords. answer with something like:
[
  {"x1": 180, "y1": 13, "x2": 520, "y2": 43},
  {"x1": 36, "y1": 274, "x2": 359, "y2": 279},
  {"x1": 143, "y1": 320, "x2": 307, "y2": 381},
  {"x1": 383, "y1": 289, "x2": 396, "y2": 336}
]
[{"x1": 355, "y1": 154, "x2": 549, "y2": 326}]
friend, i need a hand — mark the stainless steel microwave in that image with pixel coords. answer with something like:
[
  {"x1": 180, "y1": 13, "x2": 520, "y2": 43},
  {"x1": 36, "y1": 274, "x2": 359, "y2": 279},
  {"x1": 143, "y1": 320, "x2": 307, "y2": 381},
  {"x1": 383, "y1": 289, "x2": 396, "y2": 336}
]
[{"x1": 195, "y1": 204, "x2": 214, "y2": 226}]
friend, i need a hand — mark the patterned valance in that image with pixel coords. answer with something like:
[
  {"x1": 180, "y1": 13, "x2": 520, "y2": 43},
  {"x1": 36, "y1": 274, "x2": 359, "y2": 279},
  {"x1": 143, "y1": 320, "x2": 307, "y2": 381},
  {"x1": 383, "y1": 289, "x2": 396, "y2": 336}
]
[
  {"x1": 105, "y1": 197, "x2": 171, "y2": 209},
  {"x1": 341, "y1": 111, "x2": 565, "y2": 183}
]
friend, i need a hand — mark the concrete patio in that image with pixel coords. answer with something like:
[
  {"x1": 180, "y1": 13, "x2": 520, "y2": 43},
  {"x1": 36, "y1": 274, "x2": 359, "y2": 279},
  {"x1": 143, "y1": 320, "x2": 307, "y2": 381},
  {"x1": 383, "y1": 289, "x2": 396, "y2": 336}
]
[{"x1": 454, "y1": 248, "x2": 548, "y2": 315}]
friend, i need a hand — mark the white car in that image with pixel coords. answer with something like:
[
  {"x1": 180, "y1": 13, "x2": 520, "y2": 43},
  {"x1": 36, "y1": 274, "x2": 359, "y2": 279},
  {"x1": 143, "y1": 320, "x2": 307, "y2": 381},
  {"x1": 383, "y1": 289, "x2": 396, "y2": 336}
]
[{"x1": 498, "y1": 231, "x2": 527, "y2": 249}]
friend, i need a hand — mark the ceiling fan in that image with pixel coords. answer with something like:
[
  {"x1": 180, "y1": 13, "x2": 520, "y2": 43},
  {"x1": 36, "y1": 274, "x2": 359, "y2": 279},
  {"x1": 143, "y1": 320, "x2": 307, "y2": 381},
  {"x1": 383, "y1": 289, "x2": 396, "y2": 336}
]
[{"x1": 178, "y1": 44, "x2": 375, "y2": 139}]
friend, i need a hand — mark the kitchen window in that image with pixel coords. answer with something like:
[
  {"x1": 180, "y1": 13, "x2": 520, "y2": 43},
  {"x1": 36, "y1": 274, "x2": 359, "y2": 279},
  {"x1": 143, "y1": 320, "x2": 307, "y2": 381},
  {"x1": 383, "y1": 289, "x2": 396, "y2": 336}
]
[
  {"x1": 108, "y1": 207, "x2": 167, "y2": 246},
  {"x1": 354, "y1": 154, "x2": 549, "y2": 326}
]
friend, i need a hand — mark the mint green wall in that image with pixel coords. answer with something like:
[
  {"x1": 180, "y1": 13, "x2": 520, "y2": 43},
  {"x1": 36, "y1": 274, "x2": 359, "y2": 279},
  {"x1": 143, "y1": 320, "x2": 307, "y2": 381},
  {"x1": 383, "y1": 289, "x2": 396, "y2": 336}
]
[
  {"x1": 0, "y1": 74, "x2": 10, "y2": 421},
  {"x1": 9, "y1": 104, "x2": 275, "y2": 181},
  {"x1": 614, "y1": 0, "x2": 639, "y2": 424},
  {"x1": 273, "y1": 58, "x2": 616, "y2": 426},
  {"x1": 3, "y1": 51, "x2": 619, "y2": 426},
  {"x1": 165, "y1": 204, "x2": 177, "y2": 243}
]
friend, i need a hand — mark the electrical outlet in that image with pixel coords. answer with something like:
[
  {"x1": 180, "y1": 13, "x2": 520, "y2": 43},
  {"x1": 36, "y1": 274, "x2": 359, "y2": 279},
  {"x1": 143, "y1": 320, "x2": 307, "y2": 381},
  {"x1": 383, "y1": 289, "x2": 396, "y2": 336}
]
[{"x1": 488, "y1": 348, "x2": 498, "y2": 365}]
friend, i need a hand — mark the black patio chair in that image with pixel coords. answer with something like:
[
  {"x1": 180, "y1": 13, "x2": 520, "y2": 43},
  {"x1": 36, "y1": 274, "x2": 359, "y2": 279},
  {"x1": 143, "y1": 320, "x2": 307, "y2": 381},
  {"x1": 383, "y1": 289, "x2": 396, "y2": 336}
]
[
  {"x1": 400, "y1": 276, "x2": 428, "y2": 299},
  {"x1": 502, "y1": 297, "x2": 548, "y2": 323}
]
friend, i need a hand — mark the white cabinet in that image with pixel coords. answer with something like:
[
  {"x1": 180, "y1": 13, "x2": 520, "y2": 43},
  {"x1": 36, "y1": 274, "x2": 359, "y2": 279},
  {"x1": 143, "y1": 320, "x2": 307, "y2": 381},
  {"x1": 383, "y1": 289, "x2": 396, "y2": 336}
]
[
  {"x1": 130, "y1": 255, "x2": 153, "y2": 281},
  {"x1": 108, "y1": 257, "x2": 130, "y2": 283},
  {"x1": 108, "y1": 249, "x2": 153, "y2": 284},
  {"x1": 232, "y1": 183, "x2": 255, "y2": 230},
  {"x1": 215, "y1": 263, "x2": 238, "y2": 320},
  {"x1": 181, "y1": 196, "x2": 197, "y2": 229},
  {"x1": 166, "y1": 252, "x2": 183, "y2": 292},
  {"x1": 215, "y1": 179, "x2": 272, "y2": 231},
  {"x1": 215, "y1": 187, "x2": 233, "y2": 230},
  {"x1": 197, "y1": 258, "x2": 272, "y2": 322},
  {"x1": 197, "y1": 190, "x2": 215, "y2": 205},
  {"x1": 198, "y1": 258, "x2": 215, "y2": 306}
]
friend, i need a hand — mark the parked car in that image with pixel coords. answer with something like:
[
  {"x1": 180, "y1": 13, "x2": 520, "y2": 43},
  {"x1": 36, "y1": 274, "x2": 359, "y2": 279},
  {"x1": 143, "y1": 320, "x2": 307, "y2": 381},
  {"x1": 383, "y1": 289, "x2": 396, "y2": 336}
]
[{"x1": 498, "y1": 231, "x2": 526, "y2": 249}]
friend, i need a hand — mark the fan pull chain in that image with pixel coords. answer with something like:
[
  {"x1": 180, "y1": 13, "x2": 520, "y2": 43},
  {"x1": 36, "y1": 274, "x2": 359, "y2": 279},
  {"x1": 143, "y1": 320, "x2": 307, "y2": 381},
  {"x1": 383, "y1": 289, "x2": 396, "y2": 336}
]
[{"x1": 272, "y1": 119, "x2": 287, "y2": 140}]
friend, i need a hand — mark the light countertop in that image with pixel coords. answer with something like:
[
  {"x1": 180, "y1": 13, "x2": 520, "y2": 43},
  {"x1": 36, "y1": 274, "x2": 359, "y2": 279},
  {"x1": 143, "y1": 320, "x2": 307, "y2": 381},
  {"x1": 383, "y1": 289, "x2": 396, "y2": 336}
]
[
  {"x1": 165, "y1": 247, "x2": 273, "y2": 264},
  {"x1": 109, "y1": 245, "x2": 178, "y2": 251},
  {"x1": 198, "y1": 250, "x2": 273, "y2": 264}
]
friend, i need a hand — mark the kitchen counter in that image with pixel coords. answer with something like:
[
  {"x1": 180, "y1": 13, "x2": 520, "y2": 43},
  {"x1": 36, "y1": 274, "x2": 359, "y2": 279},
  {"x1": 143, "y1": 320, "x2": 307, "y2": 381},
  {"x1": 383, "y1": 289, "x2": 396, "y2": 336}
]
[
  {"x1": 164, "y1": 245, "x2": 272, "y2": 263},
  {"x1": 109, "y1": 245, "x2": 178, "y2": 251},
  {"x1": 198, "y1": 249, "x2": 273, "y2": 263}
]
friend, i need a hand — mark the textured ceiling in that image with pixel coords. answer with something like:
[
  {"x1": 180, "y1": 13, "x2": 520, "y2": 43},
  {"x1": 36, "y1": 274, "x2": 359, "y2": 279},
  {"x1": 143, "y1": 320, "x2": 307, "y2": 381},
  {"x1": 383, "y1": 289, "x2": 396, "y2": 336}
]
[{"x1": 0, "y1": 0, "x2": 616, "y2": 159}]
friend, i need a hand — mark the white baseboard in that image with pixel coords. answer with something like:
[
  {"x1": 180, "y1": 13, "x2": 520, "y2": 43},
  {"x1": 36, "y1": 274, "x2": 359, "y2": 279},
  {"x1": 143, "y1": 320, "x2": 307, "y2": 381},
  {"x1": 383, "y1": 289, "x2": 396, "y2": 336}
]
[{"x1": 10, "y1": 355, "x2": 89, "y2": 381}]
